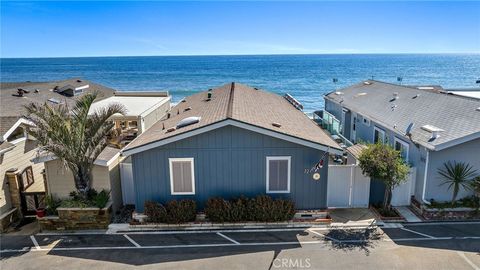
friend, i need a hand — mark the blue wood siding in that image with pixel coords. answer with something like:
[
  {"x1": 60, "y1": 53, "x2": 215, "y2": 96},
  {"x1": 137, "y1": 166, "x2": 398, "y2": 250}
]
[
  {"x1": 325, "y1": 98, "x2": 431, "y2": 202},
  {"x1": 131, "y1": 125, "x2": 329, "y2": 212}
]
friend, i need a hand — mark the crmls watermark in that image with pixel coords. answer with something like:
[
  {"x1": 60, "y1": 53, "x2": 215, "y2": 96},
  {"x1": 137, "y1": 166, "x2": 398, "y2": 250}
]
[{"x1": 272, "y1": 258, "x2": 311, "y2": 268}]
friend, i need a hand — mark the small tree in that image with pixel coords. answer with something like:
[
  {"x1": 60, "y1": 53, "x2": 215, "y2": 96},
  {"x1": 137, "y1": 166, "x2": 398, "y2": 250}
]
[
  {"x1": 471, "y1": 176, "x2": 480, "y2": 198},
  {"x1": 25, "y1": 92, "x2": 125, "y2": 199},
  {"x1": 358, "y1": 143, "x2": 410, "y2": 210},
  {"x1": 438, "y1": 161, "x2": 477, "y2": 205}
]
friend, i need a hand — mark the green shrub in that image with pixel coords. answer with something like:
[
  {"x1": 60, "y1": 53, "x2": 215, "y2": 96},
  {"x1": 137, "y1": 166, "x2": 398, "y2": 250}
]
[
  {"x1": 228, "y1": 196, "x2": 248, "y2": 222},
  {"x1": 144, "y1": 200, "x2": 167, "y2": 223},
  {"x1": 60, "y1": 188, "x2": 110, "y2": 208},
  {"x1": 205, "y1": 195, "x2": 295, "y2": 223},
  {"x1": 165, "y1": 199, "x2": 197, "y2": 224},
  {"x1": 428, "y1": 196, "x2": 480, "y2": 209},
  {"x1": 93, "y1": 189, "x2": 110, "y2": 208},
  {"x1": 272, "y1": 198, "x2": 296, "y2": 221},
  {"x1": 60, "y1": 199, "x2": 90, "y2": 208},
  {"x1": 45, "y1": 195, "x2": 61, "y2": 215},
  {"x1": 205, "y1": 197, "x2": 230, "y2": 223}
]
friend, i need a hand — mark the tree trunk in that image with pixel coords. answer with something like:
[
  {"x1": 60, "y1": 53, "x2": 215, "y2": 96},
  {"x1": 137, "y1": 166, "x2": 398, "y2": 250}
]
[
  {"x1": 73, "y1": 166, "x2": 92, "y2": 199},
  {"x1": 383, "y1": 186, "x2": 393, "y2": 210},
  {"x1": 451, "y1": 186, "x2": 459, "y2": 206}
]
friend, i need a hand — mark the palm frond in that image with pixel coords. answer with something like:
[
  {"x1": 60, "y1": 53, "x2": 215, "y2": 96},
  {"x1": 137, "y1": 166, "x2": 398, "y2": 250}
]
[{"x1": 24, "y1": 93, "x2": 125, "y2": 195}]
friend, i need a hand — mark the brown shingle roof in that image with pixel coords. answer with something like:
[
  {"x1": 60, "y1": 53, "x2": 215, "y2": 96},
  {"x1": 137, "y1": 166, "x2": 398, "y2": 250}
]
[
  {"x1": 0, "y1": 78, "x2": 115, "y2": 140},
  {"x1": 0, "y1": 78, "x2": 115, "y2": 118},
  {"x1": 0, "y1": 116, "x2": 20, "y2": 139},
  {"x1": 124, "y1": 82, "x2": 341, "y2": 153}
]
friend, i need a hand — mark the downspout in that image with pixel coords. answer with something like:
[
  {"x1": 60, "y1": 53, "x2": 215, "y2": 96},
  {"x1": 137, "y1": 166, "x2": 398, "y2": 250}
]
[{"x1": 421, "y1": 150, "x2": 431, "y2": 205}]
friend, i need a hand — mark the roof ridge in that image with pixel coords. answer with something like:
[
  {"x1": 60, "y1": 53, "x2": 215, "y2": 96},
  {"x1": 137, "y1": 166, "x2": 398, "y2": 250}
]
[{"x1": 226, "y1": 82, "x2": 235, "y2": 118}]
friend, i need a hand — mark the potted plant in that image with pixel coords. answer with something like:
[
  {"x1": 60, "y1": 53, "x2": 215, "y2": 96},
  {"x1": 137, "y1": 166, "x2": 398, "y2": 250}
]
[{"x1": 36, "y1": 207, "x2": 46, "y2": 218}]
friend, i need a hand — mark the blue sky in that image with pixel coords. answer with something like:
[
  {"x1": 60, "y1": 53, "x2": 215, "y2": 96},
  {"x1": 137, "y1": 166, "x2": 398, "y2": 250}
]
[{"x1": 1, "y1": 1, "x2": 479, "y2": 57}]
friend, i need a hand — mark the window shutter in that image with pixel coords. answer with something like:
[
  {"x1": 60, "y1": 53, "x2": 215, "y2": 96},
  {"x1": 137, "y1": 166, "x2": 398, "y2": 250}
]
[
  {"x1": 267, "y1": 157, "x2": 290, "y2": 193},
  {"x1": 170, "y1": 159, "x2": 194, "y2": 194}
]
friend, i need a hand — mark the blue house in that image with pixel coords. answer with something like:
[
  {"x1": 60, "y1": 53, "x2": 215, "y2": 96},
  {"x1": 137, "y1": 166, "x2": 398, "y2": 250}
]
[
  {"x1": 324, "y1": 80, "x2": 480, "y2": 205},
  {"x1": 122, "y1": 83, "x2": 342, "y2": 212}
]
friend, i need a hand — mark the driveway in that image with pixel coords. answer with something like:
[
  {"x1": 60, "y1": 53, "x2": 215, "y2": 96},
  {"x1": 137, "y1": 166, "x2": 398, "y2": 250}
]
[{"x1": 1, "y1": 222, "x2": 480, "y2": 270}]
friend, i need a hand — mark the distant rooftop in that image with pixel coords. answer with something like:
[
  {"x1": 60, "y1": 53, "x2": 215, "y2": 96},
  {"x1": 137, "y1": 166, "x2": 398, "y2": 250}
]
[
  {"x1": 88, "y1": 92, "x2": 170, "y2": 117},
  {"x1": 0, "y1": 78, "x2": 115, "y2": 140},
  {"x1": 445, "y1": 88, "x2": 480, "y2": 100},
  {"x1": 0, "y1": 78, "x2": 115, "y2": 118},
  {"x1": 325, "y1": 80, "x2": 480, "y2": 150}
]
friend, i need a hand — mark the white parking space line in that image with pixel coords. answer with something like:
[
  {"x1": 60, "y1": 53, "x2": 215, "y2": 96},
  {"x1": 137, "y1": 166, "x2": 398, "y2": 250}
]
[
  {"x1": 30, "y1": 235, "x2": 41, "y2": 250},
  {"x1": 308, "y1": 229, "x2": 339, "y2": 242},
  {"x1": 457, "y1": 251, "x2": 480, "y2": 270},
  {"x1": 123, "y1": 234, "x2": 141, "y2": 247},
  {"x1": 400, "y1": 227, "x2": 436, "y2": 239},
  {"x1": 216, "y1": 232, "x2": 240, "y2": 245}
]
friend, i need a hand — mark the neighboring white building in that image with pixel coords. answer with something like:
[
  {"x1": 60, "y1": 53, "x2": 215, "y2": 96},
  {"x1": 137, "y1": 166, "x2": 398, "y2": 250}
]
[{"x1": 88, "y1": 92, "x2": 171, "y2": 147}]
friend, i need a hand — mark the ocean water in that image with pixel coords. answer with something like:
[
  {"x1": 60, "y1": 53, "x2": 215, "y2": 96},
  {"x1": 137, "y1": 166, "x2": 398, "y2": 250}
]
[{"x1": 1, "y1": 54, "x2": 479, "y2": 112}]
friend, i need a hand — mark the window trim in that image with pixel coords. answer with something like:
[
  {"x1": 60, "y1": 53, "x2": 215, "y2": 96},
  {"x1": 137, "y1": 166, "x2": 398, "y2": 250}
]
[
  {"x1": 168, "y1": 157, "x2": 195, "y2": 195},
  {"x1": 266, "y1": 156, "x2": 291, "y2": 194},
  {"x1": 373, "y1": 126, "x2": 386, "y2": 144},
  {"x1": 394, "y1": 138, "x2": 410, "y2": 162}
]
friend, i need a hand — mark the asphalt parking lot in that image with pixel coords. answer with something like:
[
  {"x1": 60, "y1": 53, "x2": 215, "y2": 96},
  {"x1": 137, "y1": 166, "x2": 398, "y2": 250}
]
[{"x1": 1, "y1": 222, "x2": 480, "y2": 270}]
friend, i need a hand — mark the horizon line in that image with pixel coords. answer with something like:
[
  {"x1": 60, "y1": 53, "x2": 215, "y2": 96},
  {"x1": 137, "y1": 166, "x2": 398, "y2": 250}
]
[{"x1": 2, "y1": 52, "x2": 480, "y2": 59}]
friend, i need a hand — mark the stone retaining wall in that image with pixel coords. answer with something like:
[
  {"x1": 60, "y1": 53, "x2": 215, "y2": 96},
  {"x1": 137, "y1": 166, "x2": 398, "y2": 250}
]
[
  {"x1": 411, "y1": 200, "x2": 479, "y2": 220},
  {"x1": 38, "y1": 202, "x2": 112, "y2": 230}
]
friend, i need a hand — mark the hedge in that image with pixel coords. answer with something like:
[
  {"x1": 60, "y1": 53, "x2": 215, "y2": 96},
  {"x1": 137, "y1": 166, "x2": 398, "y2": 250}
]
[
  {"x1": 144, "y1": 199, "x2": 196, "y2": 224},
  {"x1": 205, "y1": 195, "x2": 295, "y2": 223}
]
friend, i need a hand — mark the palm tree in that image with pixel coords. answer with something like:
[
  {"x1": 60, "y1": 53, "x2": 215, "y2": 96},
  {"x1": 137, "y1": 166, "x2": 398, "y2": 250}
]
[
  {"x1": 438, "y1": 161, "x2": 478, "y2": 205},
  {"x1": 25, "y1": 92, "x2": 125, "y2": 199}
]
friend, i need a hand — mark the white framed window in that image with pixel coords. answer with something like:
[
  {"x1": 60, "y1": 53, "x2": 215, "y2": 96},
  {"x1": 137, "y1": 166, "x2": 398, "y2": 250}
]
[
  {"x1": 169, "y1": 158, "x2": 195, "y2": 195},
  {"x1": 394, "y1": 138, "x2": 409, "y2": 162},
  {"x1": 266, "y1": 156, "x2": 291, "y2": 193},
  {"x1": 373, "y1": 126, "x2": 386, "y2": 144}
]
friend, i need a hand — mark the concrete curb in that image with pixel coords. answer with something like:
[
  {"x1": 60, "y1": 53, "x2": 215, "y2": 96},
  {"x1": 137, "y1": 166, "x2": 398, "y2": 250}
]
[{"x1": 106, "y1": 221, "x2": 382, "y2": 234}]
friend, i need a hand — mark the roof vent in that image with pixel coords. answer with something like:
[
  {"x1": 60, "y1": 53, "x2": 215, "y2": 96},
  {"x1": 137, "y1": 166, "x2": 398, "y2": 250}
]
[
  {"x1": 476, "y1": 107, "x2": 480, "y2": 112},
  {"x1": 184, "y1": 107, "x2": 192, "y2": 112},
  {"x1": 34, "y1": 89, "x2": 39, "y2": 93},
  {"x1": 176, "y1": 116, "x2": 201, "y2": 129},
  {"x1": 354, "y1": 92, "x2": 367, "y2": 98},
  {"x1": 335, "y1": 91, "x2": 344, "y2": 95},
  {"x1": 421, "y1": 125, "x2": 444, "y2": 140},
  {"x1": 272, "y1": 122, "x2": 282, "y2": 128},
  {"x1": 413, "y1": 94, "x2": 420, "y2": 99},
  {"x1": 166, "y1": 127, "x2": 176, "y2": 133},
  {"x1": 363, "y1": 81, "x2": 372, "y2": 85},
  {"x1": 76, "y1": 79, "x2": 82, "y2": 83},
  {"x1": 207, "y1": 92, "x2": 212, "y2": 99}
]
